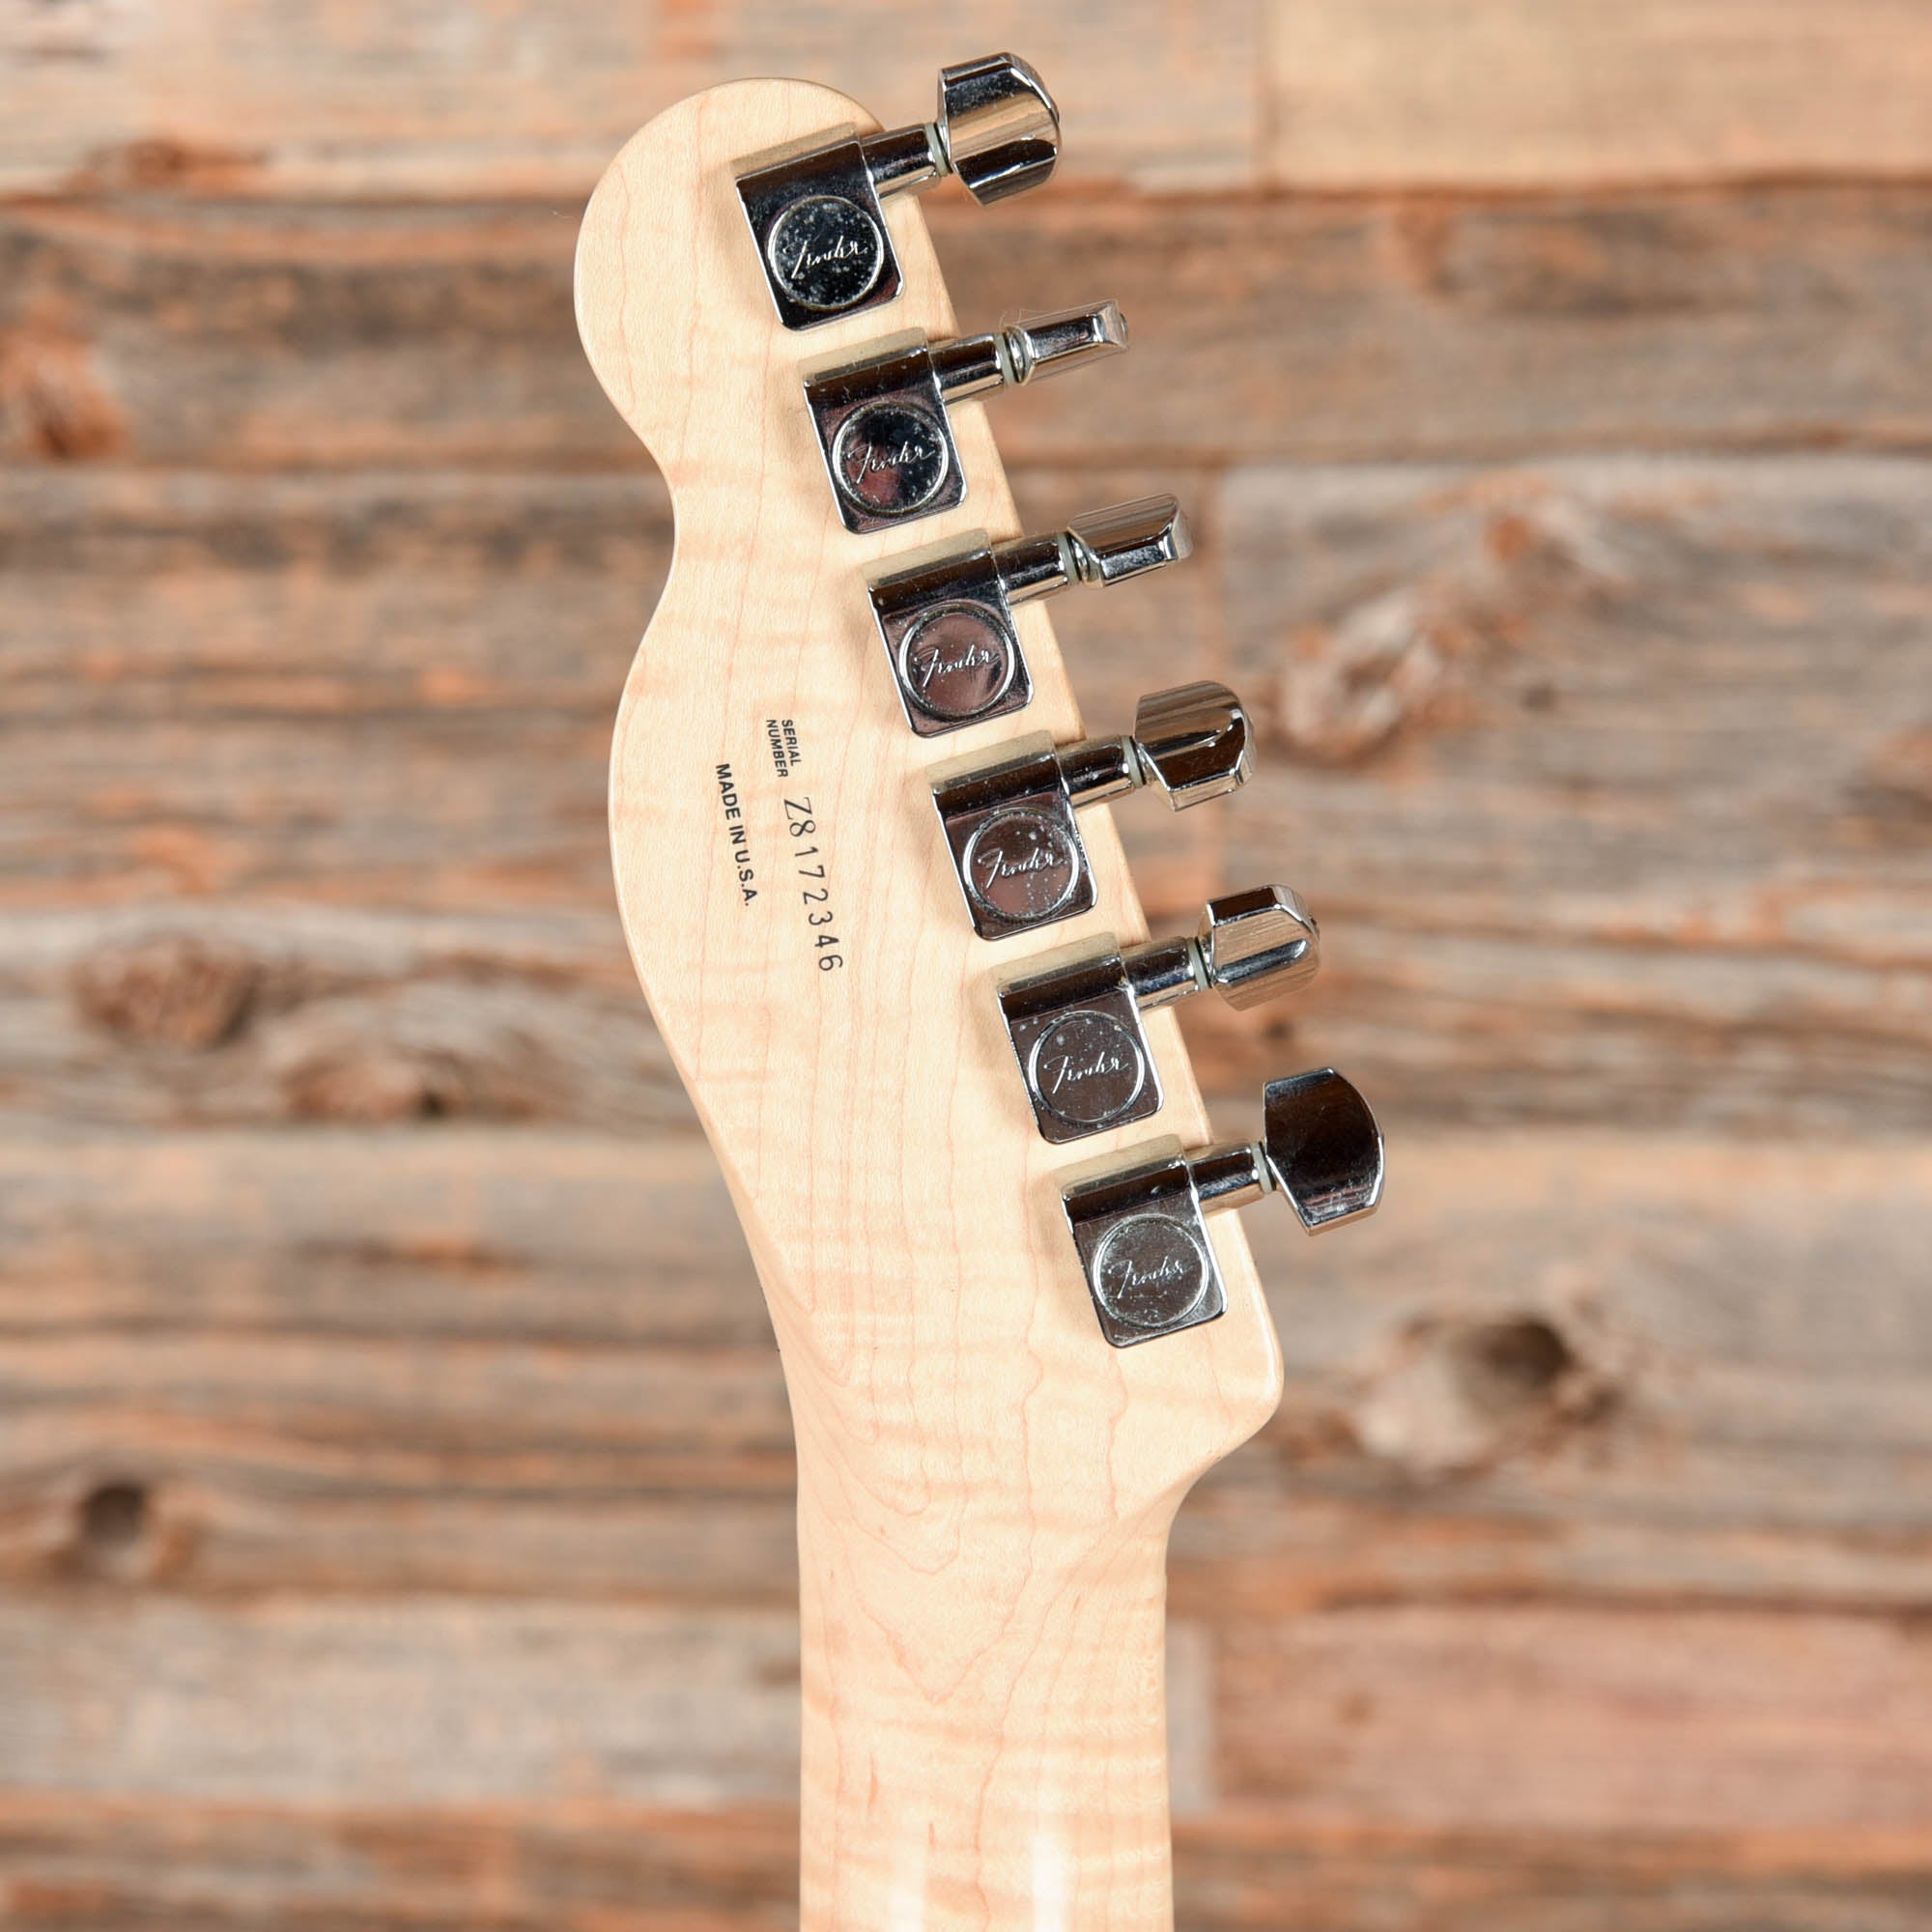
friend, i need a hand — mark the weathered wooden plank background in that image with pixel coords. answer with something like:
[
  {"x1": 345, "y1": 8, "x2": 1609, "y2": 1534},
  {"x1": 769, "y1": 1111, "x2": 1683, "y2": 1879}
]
[{"x1": 4, "y1": 3, "x2": 1931, "y2": 1924}]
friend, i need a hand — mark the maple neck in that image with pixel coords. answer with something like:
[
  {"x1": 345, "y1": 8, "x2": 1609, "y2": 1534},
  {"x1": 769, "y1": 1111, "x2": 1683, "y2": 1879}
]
[
  {"x1": 797, "y1": 1459, "x2": 1179, "y2": 1930},
  {"x1": 575, "y1": 72, "x2": 1299, "y2": 1932}
]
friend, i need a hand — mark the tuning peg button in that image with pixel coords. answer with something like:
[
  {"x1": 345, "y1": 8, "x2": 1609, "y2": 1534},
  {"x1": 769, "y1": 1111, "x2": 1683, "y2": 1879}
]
[
  {"x1": 1062, "y1": 497, "x2": 1193, "y2": 586},
  {"x1": 930, "y1": 680, "x2": 1252, "y2": 940},
  {"x1": 1060, "y1": 1069, "x2": 1385, "y2": 1347},
  {"x1": 868, "y1": 495, "x2": 1190, "y2": 736},
  {"x1": 806, "y1": 305, "x2": 1127, "y2": 534},
  {"x1": 1129, "y1": 681, "x2": 1251, "y2": 805},
  {"x1": 1255, "y1": 1066, "x2": 1388, "y2": 1231},
  {"x1": 737, "y1": 53, "x2": 1060, "y2": 331},
  {"x1": 936, "y1": 53, "x2": 1060, "y2": 204},
  {"x1": 997, "y1": 889, "x2": 1319, "y2": 1143},
  {"x1": 1198, "y1": 885, "x2": 1321, "y2": 1010}
]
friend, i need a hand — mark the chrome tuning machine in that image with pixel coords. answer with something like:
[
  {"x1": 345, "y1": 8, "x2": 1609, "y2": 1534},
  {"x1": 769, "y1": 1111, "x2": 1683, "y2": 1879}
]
[
  {"x1": 738, "y1": 54, "x2": 1060, "y2": 331},
  {"x1": 1061, "y1": 1069, "x2": 1385, "y2": 1348},
  {"x1": 999, "y1": 887, "x2": 1319, "y2": 1142},
  {"x1": 930, "y1": 681, "x2": 1250, "y2": 939},
  {"x1": 805, "y1": 304, "x2": 1126, "y2": 533},
  {"x1": 870, "y1": 496, "x2": 1190, "y2": 735}
]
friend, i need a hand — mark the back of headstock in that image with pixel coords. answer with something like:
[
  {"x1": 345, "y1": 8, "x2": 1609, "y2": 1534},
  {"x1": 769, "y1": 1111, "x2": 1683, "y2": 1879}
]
[{"x1": 575, "y1": 58, "x2": 1381, "y2": 1932}]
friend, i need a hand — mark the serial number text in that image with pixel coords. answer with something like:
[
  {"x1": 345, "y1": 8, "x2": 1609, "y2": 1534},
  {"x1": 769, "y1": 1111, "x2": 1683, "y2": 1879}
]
[{"x1": 785, "y1": 797, "x2": 843, "y2": 972}]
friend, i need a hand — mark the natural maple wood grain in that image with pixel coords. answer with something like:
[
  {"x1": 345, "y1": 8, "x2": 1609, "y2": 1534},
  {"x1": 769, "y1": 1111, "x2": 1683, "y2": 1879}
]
[{"x1": 574, "y1": 80, "x2": 1281, "y2": 1932}]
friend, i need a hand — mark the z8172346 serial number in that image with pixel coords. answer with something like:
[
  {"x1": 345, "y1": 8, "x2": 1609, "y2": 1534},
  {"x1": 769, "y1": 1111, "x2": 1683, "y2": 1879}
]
[{"x1": 785, "y1": 798, "x2": 842, "y2": 971}]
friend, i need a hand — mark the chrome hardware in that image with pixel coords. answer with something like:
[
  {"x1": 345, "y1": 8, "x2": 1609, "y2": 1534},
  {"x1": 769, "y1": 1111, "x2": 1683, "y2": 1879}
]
[
  {"x1": 1061, "y1": 1069, "x2": 1384, "y2": 1347},
  {"x1": 998, "y1": 888, "x2": 1319, "y2": 1142},
  {"x1": 737, "y1": 54, "x2": 1060, "y2": 330},
  {"x1": 805, "y1": 304, "x2": 1127, "y2": 533},
  {"x1": 937, "y1": 53, "x2": 1060, "y2": 203},
  {"x1": 1196, "y1": 885, "x2": 1321, "y2": 1010},
  {"x1": 1128, "y1": 680, "x2": 1251, "y2": 807},
  {"x1": 868, "y1": 496, "x2": 1190, "y2": 735},
  {"x1": 1060, "y1": 497, "x2": 1194, "y2": 585},
  {"x1": 928, "y1": 680, "x2": 1250, "y2": 940}
]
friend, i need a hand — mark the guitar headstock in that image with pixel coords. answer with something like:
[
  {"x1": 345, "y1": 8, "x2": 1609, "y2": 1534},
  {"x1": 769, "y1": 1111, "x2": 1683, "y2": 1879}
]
[
  {"x1": 574, "y1": 63, "x2": 1383, "y2": 1922},
  {"x1": 575, "y1": 56, "x2": 1382, "y2": 1518}
]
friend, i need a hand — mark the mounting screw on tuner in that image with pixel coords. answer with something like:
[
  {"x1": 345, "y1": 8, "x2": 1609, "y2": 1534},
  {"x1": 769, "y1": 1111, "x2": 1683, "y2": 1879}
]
[
  {"x1": 930, "y1": 680, "x2": 1251, "y2": 940},
  {"x1": 998, "y1": 887, "x2": 1320, "y2": 1143},
  {"x1": 869, "y1": 496, "x2": 1191, "y2": 736},
  {"x1": 1061, "y1": 1069, "x2": 1385, "y2": 1348},
  {"x1": 805, "y1": 304, "x2": 1127, "y2": 533},
  {"x1": 737, "y1": 53, "x2": 1060, "y2": 330}
]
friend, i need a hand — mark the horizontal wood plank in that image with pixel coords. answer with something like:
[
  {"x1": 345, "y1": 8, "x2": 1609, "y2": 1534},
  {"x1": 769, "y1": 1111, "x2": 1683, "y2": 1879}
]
[
  {"x1": 8, "y1": 905, "x2": 682, "y2": 1130},
  {"x1": 3, "y1": 1130, "x2": 1929, "y2": 1614},
  {"x1": 2, "y1": 1799, "x2": 1928, "y2": 1932},
  {"x1": 950, "y1": 187, "x2": 1932, "y2": 465},
  {"x1": 1179, "y1": 1819, "x2": 1932, "y2": 1932},
  {"x1": 9, "y1": 3, "x2": 1928, "y2": 203},
  {"x1": 6, "y1": 185, "x2": 1932, "y2": 470},
  {"x1": 1217, "y1": 1603, "x2": 1932, "y2": 1833},
  {"x1": 1268, "y1": 0, "x2": 1932, "y2": 187},
  {"x1": 0, "y1": 1599, "x2": 801, "y2": 1803},
  {"x1": 1211, "y1": 452, "x2": 1932, "y2": 1132},
  {"x1": 0, "y1": 1131, "x2": 760, "y2": 1346},
  {"x1": 0, "y1": 1, "x2": 1263, "y2": 200},
  {"x1": 0, "y1": 1800, "x2": 799, "y2": 1932}
]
